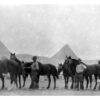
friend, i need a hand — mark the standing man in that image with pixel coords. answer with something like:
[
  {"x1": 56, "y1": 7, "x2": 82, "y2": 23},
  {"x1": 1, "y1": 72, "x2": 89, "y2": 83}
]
[
  {"x1": 75, "y1": 59, "x2": 87, "y2": 90},
  {"x1": 29, "y1": 56, "x2": 39, "y2": 89}
]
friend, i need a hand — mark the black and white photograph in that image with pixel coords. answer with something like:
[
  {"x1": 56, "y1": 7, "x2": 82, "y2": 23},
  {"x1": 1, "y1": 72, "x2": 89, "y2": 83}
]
[{"x1": 0, "y1": 0, "x2": 100, "y2": 96}]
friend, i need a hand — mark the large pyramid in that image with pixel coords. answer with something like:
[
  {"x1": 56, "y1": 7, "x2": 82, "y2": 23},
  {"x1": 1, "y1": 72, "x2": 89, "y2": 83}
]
[
  {"x1": 0, "y1": 41, "x2": 10, "y2": 59},
  {"x1": 51, "y1": 44, "x2": 78, "y2": 60}
]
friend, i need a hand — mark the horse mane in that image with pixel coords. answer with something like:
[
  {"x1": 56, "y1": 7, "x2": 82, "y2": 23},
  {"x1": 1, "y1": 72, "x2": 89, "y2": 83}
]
[{"x1": 80, "y1": 61, "x2": 88, "y2": 67}]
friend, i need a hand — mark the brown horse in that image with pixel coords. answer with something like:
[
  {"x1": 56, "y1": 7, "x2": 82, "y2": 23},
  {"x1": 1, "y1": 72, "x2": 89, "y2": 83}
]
[
  {"x1": 0, "y1": 58, "x2": 20, "y2": 89},
  {"x1": 10, "y1": 53, "x2": 23, "y2": 88}
]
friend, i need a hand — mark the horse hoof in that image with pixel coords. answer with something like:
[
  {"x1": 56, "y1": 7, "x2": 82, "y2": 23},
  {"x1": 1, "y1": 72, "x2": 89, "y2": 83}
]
[
  {"x1": 19, "y1": 87, "x2": 21, "y2": 89},
  {"x1": 53, "y1": 87, "x2": 56, "y2": 89},
  {"x1": 93, "y1": 88, "x2": 96, "y2": 90},
  {"x1": 71, "y1": 86, "x2": 73, "y2": 89},
  {"x1": 65, "y1": 86, "x2": 68, "y2": 89},
  {"x1": 47, "y1": 87, "x2": 49, "y2": 89}
]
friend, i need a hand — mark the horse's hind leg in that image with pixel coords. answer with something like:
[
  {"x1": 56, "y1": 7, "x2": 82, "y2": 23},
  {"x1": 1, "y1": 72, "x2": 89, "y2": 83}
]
[
  {"x1": 23, "y1": 75, "x2": 27, "y2": 87},
  {"x1": 18, "y1": 75, "x2": 21, "y2": 88},
  {"x1": 53, "y1": 76, "x2": 56, "y2": 89},
  {"x1": 1, "y1": 75, "x2": 4, "y2": 89},
  {"x1": 85, "y1": 76, "x2": 89, "y2": 89},
  {"x1": 47, "y1": 75, "x2": 51, "y2": 89},
  {"x1": 93, "y1": 75, "x2": 98, "y2": 90},
  {"x1": 89, "y1": 75, "x2": 92, "y2": 89}
]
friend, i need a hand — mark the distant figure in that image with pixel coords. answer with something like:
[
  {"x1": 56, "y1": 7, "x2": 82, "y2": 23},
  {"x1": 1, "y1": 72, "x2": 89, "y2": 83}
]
[{"x1": 75, "y1": 59, "x2": 87, "y2": 90}]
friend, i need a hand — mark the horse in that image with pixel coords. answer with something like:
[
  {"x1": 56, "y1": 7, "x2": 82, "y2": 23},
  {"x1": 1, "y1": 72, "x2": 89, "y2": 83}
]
[
  {"x1": 10, "y1": 53, "x2": 24, "y2": 88},
  {"x1": 75, "y1": 60, "x2": 100, "y2": 90},
  {"x1": 81, "y1": 62, "x2": 97, "y2": 88},
  {"x1": 58, "y1": 57, "x2": 79, "y2": 89},
  {"x1": 0, "y1": 58, "x2": 20, "y2": 89},
  {"x1": 34, "y1": 62, "x2": 58, "y2": 89}
]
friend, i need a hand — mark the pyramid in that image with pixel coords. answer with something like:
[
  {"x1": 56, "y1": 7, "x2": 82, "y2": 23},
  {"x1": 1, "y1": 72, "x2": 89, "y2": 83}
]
[
  {"x1": 0, "y1": 41, "x2": 10, "y2": 59},
  {"x1": 51, "y1": 44, "x2": 78, "y2": 60}
]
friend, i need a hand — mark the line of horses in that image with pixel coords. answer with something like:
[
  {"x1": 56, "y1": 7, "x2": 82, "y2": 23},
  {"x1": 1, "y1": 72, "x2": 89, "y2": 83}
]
[{"x1": 0, "y1": 53, "x2": 100, "y2": 90}]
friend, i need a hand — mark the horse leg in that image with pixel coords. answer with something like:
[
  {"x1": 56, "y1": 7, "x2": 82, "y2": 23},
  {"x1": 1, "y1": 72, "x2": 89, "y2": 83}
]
[
  {"x1": 66, "y1": 76, "x2": 69, "y2": 89},
  {"x1": 1, "y1": 75, "x2": 4, "y2": 89},
  {"x1": 93, "y1": 75, "x2": 98, "y2": 90},
  {"x1": 23, "y1": 75, "x2": 27, "y2": 87},
  {"x1": 89, "y1": 75, "x2": 92, "y2": 89},
  {"x1": 14, "y1": 74, "x2": 18, "y2": 88},
  {"x1": 53, "y1": 76, "x2": 56, "y2": 89},
  {"x1": 18, "y1": 75, "x2": 21, "y2": 88},
  {"x1": 47, "y1": 75, "x2": 51, "y2": 89},
  {"x1": 85, "y1": 76, "x2": 89, "y2": 89},
  {"x1": 98, "y1": 76, "x2": 100, "y2": 90},
  {"x1": 71, "y1": 76, "x2": 74, "y2": 89},
  {"x1": 64, "y1": 76, "x2": 67, "y2": 89}
]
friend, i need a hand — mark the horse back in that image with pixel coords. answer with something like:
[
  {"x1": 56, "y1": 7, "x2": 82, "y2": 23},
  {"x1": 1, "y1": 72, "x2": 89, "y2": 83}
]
[
  {"x1": 0, "y1": 59, "x2": 19, "y2": 74},
  {"x1": 38, "y1": 62, "x2": 51, "y2": 75}
]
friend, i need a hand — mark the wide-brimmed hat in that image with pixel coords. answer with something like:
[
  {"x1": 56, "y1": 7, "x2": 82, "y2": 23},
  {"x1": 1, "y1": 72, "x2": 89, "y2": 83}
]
[{"x1": 32, "y1": 56, "x2": 37, "y2": 60}]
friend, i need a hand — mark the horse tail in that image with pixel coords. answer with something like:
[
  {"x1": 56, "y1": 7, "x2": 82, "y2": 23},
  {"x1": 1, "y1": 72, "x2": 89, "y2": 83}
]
[{"x1": 49, "y1": 64, "x2": 59, "y2": 79}]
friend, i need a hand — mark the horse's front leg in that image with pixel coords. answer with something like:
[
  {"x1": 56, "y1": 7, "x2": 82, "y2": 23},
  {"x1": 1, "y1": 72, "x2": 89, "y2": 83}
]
[
  {"x1": 1, "y1": 75, "x2": 4, "y2": 89},
  {"x1": 18, "y1": 75, "x2": 21, "y2": 88},
  {"x1": 71, "y1": 76, "x2": 74, "y2": 89},
  {"x1": 47, "y1": 75, "x2": 51, "y2": 89},
  {"x1": 53, "y1": 76, "x2": 56, "y2": 89},
  {"x1": 23, "y1": 74, "x2": 27, "y2": 87},
  {"x1": 66, "y1": 76, "x2": 69, "y2": 89},
  {"x1": 64, "y1": 75, "x2": 67, "y2": 89}
]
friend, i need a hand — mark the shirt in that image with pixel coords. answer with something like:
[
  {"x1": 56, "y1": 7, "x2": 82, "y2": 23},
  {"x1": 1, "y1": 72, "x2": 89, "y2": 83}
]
[
  {"x1": 31, "y1": 61, "x2": 39, "y2": 70},
  {"x1": 76, "y1": 64, "x2": 87, "y2": 73}
]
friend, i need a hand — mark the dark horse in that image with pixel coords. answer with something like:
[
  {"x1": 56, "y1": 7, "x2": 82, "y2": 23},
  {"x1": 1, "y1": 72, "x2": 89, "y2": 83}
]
[
  {"x1": 10, "y1": 53, "x2": 23, "y2": 88},
  {"x1": 58, "y1": 57, "x2": 80, "y2": 89},
  {"x1": 21, "y1": 61, "x2": 59, "y2": 89},
  {"x1": 0, "y1": 58, "x2": 20, "y2": 89},
  {"x1": 36, "y1": 62, "x2": 59, "y2": 89},
  {"x1": 81, "y1": 61, "x2": 100, "y2": 90}
]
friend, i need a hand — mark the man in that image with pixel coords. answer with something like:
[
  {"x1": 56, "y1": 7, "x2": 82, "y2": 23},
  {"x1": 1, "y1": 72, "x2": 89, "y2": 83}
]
[
  {"x1": 29, "y1": 56, "x2": 39, "y2": 89},
  {"x1": 75, "y1": 59, "x2": 87, "y2": 90}
]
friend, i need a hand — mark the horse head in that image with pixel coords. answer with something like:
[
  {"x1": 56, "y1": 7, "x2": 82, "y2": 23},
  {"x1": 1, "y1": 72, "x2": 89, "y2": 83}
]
[
  {"x1": 58, "y1": 63, "x2": 63, "y2": 75},
  {"x1": 10, "y1": 53, "x2": 16, "y2": 60}
]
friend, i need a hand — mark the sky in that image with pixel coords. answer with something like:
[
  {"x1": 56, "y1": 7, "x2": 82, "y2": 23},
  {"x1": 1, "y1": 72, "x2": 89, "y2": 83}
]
[{"x1": 0, "y1": 1, "x2": 100, "y2": 59}]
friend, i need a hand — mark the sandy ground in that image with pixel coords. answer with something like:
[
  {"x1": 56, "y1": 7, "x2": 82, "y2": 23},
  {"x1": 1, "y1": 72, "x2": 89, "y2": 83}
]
[{"x1": 0, "y1": 77, "x2": 100, "y2": 96}]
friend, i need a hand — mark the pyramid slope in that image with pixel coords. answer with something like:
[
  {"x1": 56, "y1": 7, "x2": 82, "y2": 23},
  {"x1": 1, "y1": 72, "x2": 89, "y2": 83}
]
[{"x1": 0, "y1": 41, "x2": 10, "y2": 58}]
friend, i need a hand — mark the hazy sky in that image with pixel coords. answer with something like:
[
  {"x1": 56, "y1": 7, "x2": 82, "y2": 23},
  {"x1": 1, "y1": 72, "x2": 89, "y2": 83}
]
[{"x1": 0, "y1": 5, "x2": 100, "y2": 59}]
